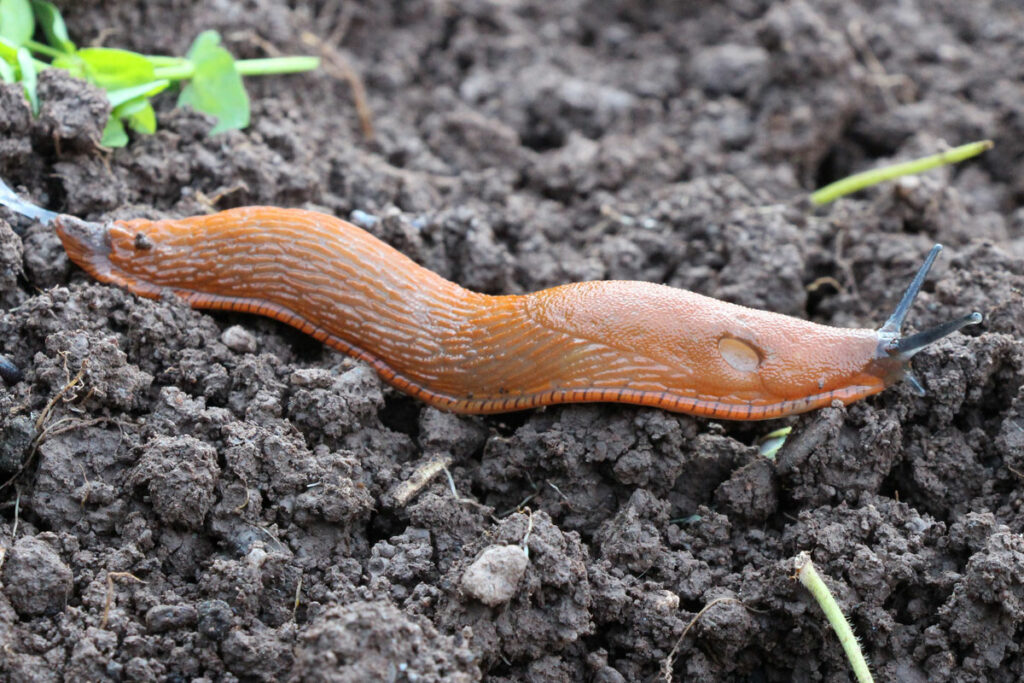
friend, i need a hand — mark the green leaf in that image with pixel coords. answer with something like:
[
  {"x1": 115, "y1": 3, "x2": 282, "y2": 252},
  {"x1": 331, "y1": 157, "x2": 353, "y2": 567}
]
[
  {"x1": 76, "y1": 47, "x2": 155, "y2": 89},
  {"x1": 110, "y1": 95, "x2": 157, "y2": 135},
  {"x1": 126, "y1": 101, "x2": 155, "y2": 134},
  {"x1": 0, "y1": 0, "x2": 33, "y2": 46},
  {"x1": 0, "y1": 35, "x2": 17, "y2": 61},
  {"x1": 101, "y1": 115, "x2": 127, "y2": 147},
  {"x1": 177, "y1": 30, "x2": 249, "y2": 135},
  {"x1": 112, "y1": 95, "x2": 148, "y2": 118},
  {"x1": 16, "y1": 45, "x2": 36, "y2": 113},
  {"x1": 105, "y1": 80, "x2": 168, "y2": 140},
  {"x1": 0, "y1": 57, "x2": 14, "y2": 82},
  {"x1": 30, "y1": 0, "x2": 73, "y2": 53},
  {"x1": 51, "y1": 50, "x2": 83, "y2": 77},
  {"x1": 105, "y1": 85, "x2": 164, "y2": 141},
  {"x1": 757, "y1": 426, "x2": 792, "y2": 461},
  {"x1": 105, "y1": 78, "x2": 168, "y2": 108}
]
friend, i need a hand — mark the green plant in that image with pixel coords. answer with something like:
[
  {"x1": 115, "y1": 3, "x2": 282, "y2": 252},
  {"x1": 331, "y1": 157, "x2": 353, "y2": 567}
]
[
  {"x1": 811, "y1": 139, "x2": 993, "y2": 205},
  {"x1": 0, "y1": 0, "x2": 318, "y2": 146},
  {"x1": 795, "y1": 552, "x2": 873, "y2": 683}
]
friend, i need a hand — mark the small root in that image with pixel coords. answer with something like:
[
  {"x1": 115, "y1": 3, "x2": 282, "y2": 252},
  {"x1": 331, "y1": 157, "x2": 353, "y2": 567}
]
[
  {"x1": 389, "y1": 456, "x2": 451, "y2": 507},
  {"x1": 292, "y1": 575, "x2": 303, "y2": 622},
  {"x1": 101, "y1": 572, "x2": 146, "y2": 629},
  {"x1": 661, "y1": 597, "x2": 747, "y2": 682},
  {"x1": 0, "y1": 360, "x2": 91, "y2": 494},
  {"x1": 299, "y1": 30, "x2": 375, "y2": 139}
]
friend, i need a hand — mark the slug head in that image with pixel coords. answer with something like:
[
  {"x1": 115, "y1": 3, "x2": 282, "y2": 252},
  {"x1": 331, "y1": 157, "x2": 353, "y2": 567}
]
[
  {"x1": 718, "y1": 244, "x2": 980, "y2": 414},
  {"x1": 869, "y1": 244, "x2": 982, "y2": 395}
]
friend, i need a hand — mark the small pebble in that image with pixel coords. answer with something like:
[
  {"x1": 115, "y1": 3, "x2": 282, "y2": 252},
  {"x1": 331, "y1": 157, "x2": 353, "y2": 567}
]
[
  {"x1": 690, "y1": 44, "x2": 769, "y2": 96},
  {"x1": 0, "y1": 353, "x2": 22, "y2": 384},
  {"x1": 461, "y1": 544, "x2": 529, "y2": 607},
  {"x1": 220, "y1": 325, "x2": 257, "y2": 354},
  {"x1": 0, "y1": 415, "x2": 35, "y2": 475},
  {"x1": 197, "y1": 599, "x2": 233, "y2": 641},
  {"x1": 2, "y1": 536, "x2": 73, "y2": 617},
  {"x1": 146, "y1": 604, "x2": 198, "y2": 633},
  {"x1": 350, "y1": 209, "x2": 379, "y2": 228},
  {"x1": 649, "y1": 589, "x2": 680, "y2": 613}
]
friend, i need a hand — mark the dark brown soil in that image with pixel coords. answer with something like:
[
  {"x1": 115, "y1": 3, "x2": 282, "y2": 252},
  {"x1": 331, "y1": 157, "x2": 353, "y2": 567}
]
[{"x1": 2, "y1": 1, "x2": 1023, "y2": 681}]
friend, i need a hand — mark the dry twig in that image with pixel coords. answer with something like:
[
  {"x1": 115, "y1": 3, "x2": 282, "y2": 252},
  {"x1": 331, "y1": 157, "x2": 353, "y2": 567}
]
[{"x1": 101, "y1": 572, "x2": 146, "y2": 629}]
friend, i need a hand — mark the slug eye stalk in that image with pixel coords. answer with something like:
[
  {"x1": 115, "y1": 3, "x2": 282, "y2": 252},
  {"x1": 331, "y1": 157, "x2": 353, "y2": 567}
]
[
  {"x1": 875, "y1": 243, "x2": 982, "y2": 394},
  {"x1": 890, "y1": 311, "x2": 983, "y2": 359},
  {"x1": 0, "y1": 177, "x2": 59, "y2": 225}
]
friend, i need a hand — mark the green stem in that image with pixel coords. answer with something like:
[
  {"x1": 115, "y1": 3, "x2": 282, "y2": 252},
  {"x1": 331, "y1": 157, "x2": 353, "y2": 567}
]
[
  {"x1": 24, "y1": 39, "x2": 62, "y2": 59},
  {"x1": 145, "y1": 55, "x2": 186, "y2": 68},
  {"x1": 0, "y1": 38, "x2": 47, "y2": 70},
  {"x1": 235, "y1": 56, "x2": 320, "y2": 76},
  {"x1": 1, "y1": 50, "x2": 48, "y2": 72},
  {"x1": 153, "y1": 55, "x2": 319, "y2": 81},
  {"x1": 796, "y1": 553, "x2": 874, "y2": 683},
  {"x1": 811, "y1": 139, "x2": 994, "y2": 205},
  {"x1": 152, "y1": 63, "x2": 193, "y2": 80}
]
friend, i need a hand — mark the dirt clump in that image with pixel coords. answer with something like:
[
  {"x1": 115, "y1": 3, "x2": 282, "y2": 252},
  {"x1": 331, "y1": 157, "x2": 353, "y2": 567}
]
[{"x1": 2, "y1": 1, "x2": 1023, "y2": 681}]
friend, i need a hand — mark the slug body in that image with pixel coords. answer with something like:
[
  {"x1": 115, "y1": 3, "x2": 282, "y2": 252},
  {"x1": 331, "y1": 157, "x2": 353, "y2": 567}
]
[{"x1": 46, "y1": 206, "x2": 974, "y2": 421}]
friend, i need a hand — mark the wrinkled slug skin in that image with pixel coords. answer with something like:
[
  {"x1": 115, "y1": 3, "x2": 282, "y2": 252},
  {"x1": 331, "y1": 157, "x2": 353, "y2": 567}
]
[{"x1": 56, "y1": 207, "x2": 890, "y2": 419}]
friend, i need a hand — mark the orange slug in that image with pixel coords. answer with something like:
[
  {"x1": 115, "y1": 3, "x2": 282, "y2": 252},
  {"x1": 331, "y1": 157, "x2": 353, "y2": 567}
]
[{"x1": 0, "y1": 180, "x2": 980, "y2": 420}]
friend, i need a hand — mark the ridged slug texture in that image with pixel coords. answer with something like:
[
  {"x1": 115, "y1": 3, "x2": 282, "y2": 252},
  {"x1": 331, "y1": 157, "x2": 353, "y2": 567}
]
[{"x1": 56, "y1": 206, "x2": 893, "y2": 420}]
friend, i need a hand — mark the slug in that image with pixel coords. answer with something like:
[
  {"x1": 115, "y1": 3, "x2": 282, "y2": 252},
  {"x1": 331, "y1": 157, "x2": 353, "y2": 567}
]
[{"x1": 0, "y1": 180, "x2": 980, "y2": 420}]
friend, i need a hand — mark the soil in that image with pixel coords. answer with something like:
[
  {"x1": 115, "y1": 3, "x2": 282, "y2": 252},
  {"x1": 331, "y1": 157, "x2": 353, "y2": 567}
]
[{"x1": 1, "y1": 1, "x2": 1023, "y2": 681}]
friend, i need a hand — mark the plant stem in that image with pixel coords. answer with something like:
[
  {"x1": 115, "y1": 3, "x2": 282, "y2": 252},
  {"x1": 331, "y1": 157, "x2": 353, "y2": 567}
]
[
  {"x1": 235, "y1": 56, "x2": 320, "y2": 76},
  {"x1": 153, "y1": 56, "x2": 319, "y2": 82},
  {"x1": 145, "y1": 55, "x2": 185, "y2": 68},
  {"x1": 810, "y1": 139, "x2": 994, "y2": 205},
  {"x1": 0, "y1": 39, "x2": 44, "y2": 70},
  {"x1": 24, "y1": 39, "x2": 62, "y2": 59},
  {"x1": 795, "y1": 552, "x2": 874, "y2": 683},
  {"x1": 151, "y1": 63, "x2": 193, "y2": 80}
]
